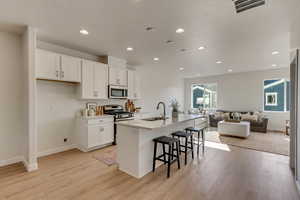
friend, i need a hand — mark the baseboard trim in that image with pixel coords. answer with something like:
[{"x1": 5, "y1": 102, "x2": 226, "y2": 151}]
[
  {"x1": 0, "y1": 156, "x2": 24, "y2": 167},
  {"x1": 37, "y1": 144, "x2": 77, "y2": 158},
  {"x1": 267, "y1": 129, "x2": 285, "y2": 133}
]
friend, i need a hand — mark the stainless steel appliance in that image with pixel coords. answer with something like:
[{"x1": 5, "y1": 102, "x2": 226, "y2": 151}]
[
  {"x1": 108, "y1": 85, "x2": 128, "y2": 99},
  {"x1": 103, "y1": 105, "x2": 134, "y2": 145}
]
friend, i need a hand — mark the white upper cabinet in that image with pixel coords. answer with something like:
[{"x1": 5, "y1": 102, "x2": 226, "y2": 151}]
[
  {"x1": 36, "y1": 49, "x2": 60, "y2": 80},
  {"x1": 100, "y1": 56, "x2": 128, "y2": 86},
  {"x1": 80, "y1": 60, "x2": 108, "y2": 99},
  {"x1": 93, "y1": 62, "x2": 108, "y2": 99},
  {"x1": 128, "y1": 70, "x2": 141, "y2": 99},
  {"x1": 35, "y1": 49, "x2": 81, "y2": 83},
  {"x1": 60, "y1": 55, "x2": 81, "y2": 82},
  {"x1": 109, "y1": 67, "x2": 128, "y2": 86}
]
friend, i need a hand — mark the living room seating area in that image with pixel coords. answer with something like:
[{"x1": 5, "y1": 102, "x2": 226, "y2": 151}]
[{"x1": 209, "y1": 110, "x2": 269, "y2": 133}]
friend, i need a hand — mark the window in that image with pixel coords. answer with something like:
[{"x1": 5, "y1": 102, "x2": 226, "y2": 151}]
[
  {"x1": 263, "y1": 79, "x2": 290, "y2": 112},
  {"x1": 191, "y1": 83, "x2": 217, "y2": 110}
]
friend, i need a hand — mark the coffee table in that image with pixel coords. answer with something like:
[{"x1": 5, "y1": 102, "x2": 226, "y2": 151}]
[{"x1": 218, "y1": 121, "x2": 250, "y2": 138}]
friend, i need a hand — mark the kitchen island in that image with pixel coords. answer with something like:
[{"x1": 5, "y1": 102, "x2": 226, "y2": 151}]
[{"x1": 116, "y1": 114, "x2": 206, "y2": 178}]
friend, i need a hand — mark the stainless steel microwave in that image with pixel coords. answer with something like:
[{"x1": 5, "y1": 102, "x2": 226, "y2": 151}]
[{"x1": 108, "y1": 85, "x2": 128, "y2": 99}]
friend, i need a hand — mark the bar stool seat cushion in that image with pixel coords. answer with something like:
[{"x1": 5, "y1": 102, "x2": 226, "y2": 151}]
[
  {"x1": 153, "y1": 136, "x2": 179, "y2": 144},
  {"x1": 185, "y1": 127, "x2": 203, "y2": 132},
  {"x1": 172, "y1": 131, "x2": 193, "y2": 137}
]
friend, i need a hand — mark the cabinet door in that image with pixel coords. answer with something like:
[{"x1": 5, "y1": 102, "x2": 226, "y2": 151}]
[
  {"x1": 36, "y1": 49, "x2": 60, "y2": 80},
  {"x1": 103, "y1": 123, "x2": 114, "y2": 144},
  {"x1": 87, "y1": 125, "x2": 104, "y2": 148},
  {"x1": 109, "y1": 67, "x2": 118, "y2": 85},
  {"x1": 119, "y1": 68, "x2": 128, "y2": 86},
  {"x1": 128, "y1": 70, "x2": 140, "y2": 99},
  {"x1": 81, "y1": 60, "x2": 94, "y2": 99},
  {"x1": 134, "y1": 72, "x2": 141, "y2": 99},
  {"x1": 61, "y1": 55, "x2": 81, "y2": 82},
  {"x1": 93, "y1": 62, "x2": 108, "y2": 99},
  {"x1": 127, "y1": 70, "x2": 135, "y2": 99}
]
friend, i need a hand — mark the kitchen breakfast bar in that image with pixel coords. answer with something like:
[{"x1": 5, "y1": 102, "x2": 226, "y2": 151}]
[{"x1": 116, "y1": 114, "x2": 205, "y2": 178}]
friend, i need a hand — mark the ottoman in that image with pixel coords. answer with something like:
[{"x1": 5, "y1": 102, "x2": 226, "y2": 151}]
[{"x1": 218, "y1": 121, "x2": 250, "y2": 138}]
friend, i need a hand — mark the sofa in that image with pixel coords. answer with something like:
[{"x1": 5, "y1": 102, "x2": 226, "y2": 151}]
[{"x1": 209, "y1": 110, "x2": 268, "y2": 133}]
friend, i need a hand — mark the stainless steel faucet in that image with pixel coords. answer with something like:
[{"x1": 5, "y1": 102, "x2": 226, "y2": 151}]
[{"x1": 156, "y1": 102, "x2": 166, "y2": 119}]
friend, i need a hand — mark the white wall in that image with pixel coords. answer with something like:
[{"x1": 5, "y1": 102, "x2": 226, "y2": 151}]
[
  {"x1": 184, "y1": 68, "x2": 290, "y2": 131},
  {"x1": 137, "y1": 65, "x2": 185, "y2": 115},
  {"x1": 0, "y1": 31, "x2": 24, "y2": 165}
]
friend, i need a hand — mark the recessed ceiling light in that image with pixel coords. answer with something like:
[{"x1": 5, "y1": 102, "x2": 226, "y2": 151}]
[
  {"x1": 228, "y1": 69, "x2": 233, "y2": 72},
  {"x1": 272, "y1": 64, "x2": 277, "y2": 67},
  {"x1": 80, "y1": 29, "x2": 89, "y2": 35},
  {"x1": 153, "y1": 57, "x2": 159, "y2": 61},
  {"x1": 126, "y1": 47, "x2": 134, "y2": 51},
  {"x1": 216, "y1": 61, "x2": 222, "y2": 64},
  {"x1": 272, "y1": 51, "x2": 279, "y2": 55},
  {"x1": 179, "y1": 67, "x2": 184, "y2": 71},
  {"x1": 198, "y1": 46, "x2": 205, "y2": 50},
  {"x1": 176, "y1": 28, "x2": 185, "y2": 34}
]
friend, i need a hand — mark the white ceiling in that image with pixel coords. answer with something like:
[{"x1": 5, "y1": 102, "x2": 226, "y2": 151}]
[{"x1": 0, "y1": 0, "x2": 295, "y2": 77}]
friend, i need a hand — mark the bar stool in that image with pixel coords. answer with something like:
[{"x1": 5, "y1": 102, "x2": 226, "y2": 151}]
[
  {"x1": 153, "y1": 136, "x2": 180, "y2": 178},
  {"x1": 185, "y1": 127, "x2": 205, "y2": 155},
  {"x1": 171, "y1": 131, "x2": 194, "y2": 165}
]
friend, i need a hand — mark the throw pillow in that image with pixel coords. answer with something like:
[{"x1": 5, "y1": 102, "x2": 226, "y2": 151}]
[
  {"x1": 241, "y1": 114, "x2": 258, "y2": 121},
  {"x1": 214, "y1": 112, "x2": 223, "y2": 118},
  {"x1": 223, "y1": 113, "x2": 230, "y2": 120},
  {"x1": 254, "y1": 111, "x2": 264, "y2": 122}
]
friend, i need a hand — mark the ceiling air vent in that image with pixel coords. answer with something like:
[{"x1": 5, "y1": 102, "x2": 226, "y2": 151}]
[{"x1": 233, "y1": 0, "x2": 265, "y2": 13}]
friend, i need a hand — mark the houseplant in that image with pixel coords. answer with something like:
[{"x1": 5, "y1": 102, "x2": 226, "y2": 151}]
[{"x1": 170, "y1": 98, "x2": 180, "y2": 118}]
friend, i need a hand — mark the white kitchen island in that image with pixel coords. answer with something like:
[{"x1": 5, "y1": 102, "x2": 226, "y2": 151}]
[{"x1": 116, "y1": 114, "x2": 205, "y2": 179}]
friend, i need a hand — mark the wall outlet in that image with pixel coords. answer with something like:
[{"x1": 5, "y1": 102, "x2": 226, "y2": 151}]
[{"x1": 64, "y1": 138, "x2": 68, "y2": 142}]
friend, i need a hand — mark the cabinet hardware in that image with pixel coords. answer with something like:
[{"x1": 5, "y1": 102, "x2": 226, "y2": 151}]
[
  {"x1": 56, "y1": 70, "x2": 59, "y2": 78},
  {"x1": 61, "y1": 71, "x2": 65, "y2": 78}
]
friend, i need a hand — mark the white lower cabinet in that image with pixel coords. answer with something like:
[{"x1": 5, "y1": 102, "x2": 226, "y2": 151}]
[{"x1": 76, "y1": 116, "x2": 114, "y2": 152}]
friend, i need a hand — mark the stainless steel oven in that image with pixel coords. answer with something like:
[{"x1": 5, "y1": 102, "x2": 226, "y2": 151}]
[{"x1": 108, "y1": 85, "x2": 128, "y2": 99}]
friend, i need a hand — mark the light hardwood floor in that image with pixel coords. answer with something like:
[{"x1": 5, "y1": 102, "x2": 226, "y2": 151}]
[{"x1": 0, "y1": 144, "x2": 299, "y2": 200}]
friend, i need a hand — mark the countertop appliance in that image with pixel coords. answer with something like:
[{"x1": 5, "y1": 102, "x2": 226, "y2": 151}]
[
  {"x1": 108, "y1": 85, "x2": 128, "y2": 99},
  {"x1": 103, "y1": 105, "x2": 134, "y2": 145}
]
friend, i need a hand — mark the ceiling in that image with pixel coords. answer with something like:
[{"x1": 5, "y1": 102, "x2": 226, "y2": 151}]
[{"x1": 0, "y1": 0, "x2": 295, "y2": 77}]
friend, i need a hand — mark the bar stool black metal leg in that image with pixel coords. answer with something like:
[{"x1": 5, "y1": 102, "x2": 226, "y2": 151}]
[
  {"x1": 197, "y1": 131, "x2": 200, "y2": 156},
  {"x1": 176, "y1": 141, "x2": 180, "y2": 169},
  {"x1": 153, "y1": 141, "x2": 157, "y2": 172},
  {"x1": 162, "y1": 143, "x2": 166, "y2": 164},
  {"x1": 190, "y1": 135, "x2": 194, "y2": 159},
  {"x1": 167, "y1": 144, "x2": 171, "y2": 178},
  {"x1": 184, "y1": 136, "x2": 188, "y2": 165},
  {"x1": 171, "y1": 143, "x2": 174, "y2": 161}
]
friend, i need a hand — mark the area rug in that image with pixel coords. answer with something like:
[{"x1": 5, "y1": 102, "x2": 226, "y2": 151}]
[
  {"x1": 92, "y1": 147, "x2": 117, "y2": 166},
  {"x1": 205, "y1": 129, "x2": 290, "y2": 156}
]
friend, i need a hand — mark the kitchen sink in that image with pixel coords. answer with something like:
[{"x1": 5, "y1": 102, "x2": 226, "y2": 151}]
[{"x1": 142, "y1": 117, "x2": 168, "y2": 121}]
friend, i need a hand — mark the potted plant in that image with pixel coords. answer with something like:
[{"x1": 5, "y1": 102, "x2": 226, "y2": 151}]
[{"x1": 170, "y1": 98, "x2": 180, "y2": 118}]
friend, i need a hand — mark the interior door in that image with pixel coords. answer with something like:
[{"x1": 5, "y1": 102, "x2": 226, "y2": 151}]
[
  {"x1": 60, "y1": 55, "x2": 81, "y2": 82},
  {"x1": 36, "y1": 49, "x2": 60, "y2": 80},
  {"x1": 94, "y1": 62, "x2": 108, "y2": 99}
]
